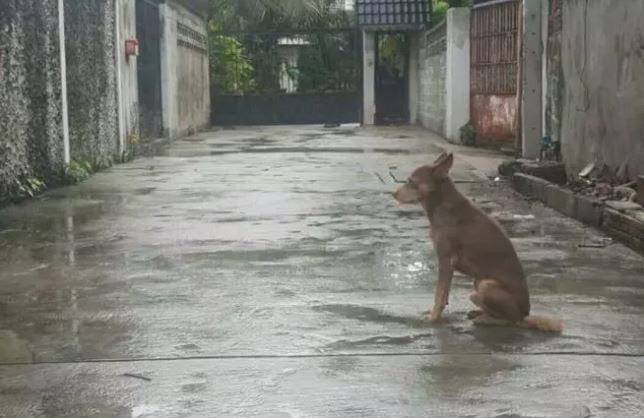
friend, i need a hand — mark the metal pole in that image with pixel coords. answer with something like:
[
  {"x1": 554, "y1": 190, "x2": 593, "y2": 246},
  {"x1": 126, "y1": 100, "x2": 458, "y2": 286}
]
[{"x1": 58, "y1": 0, "x2": 71, "y2": 164}]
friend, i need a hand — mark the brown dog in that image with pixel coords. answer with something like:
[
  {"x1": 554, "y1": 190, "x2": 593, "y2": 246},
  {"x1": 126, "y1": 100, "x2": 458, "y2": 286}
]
[{"x1": 393, "y1": 153, "x2": 562, "y2": 332}]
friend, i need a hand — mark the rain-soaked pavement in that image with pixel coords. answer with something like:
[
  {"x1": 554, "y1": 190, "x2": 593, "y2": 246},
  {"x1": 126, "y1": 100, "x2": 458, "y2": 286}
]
[{"x1": 1, "y1": 125, "x2": 644, "y2": 418}]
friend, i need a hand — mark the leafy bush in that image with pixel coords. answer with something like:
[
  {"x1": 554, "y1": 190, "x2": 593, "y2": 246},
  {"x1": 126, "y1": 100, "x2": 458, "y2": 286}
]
[
  {"x1": 459, "y1": 121, "x2": 476, "y2": 146},
  {"x1": 209, "y1": 31, "x2": 255, "y2": 94},
  {"x1": 432, "y1": 1, "x2": 450, "y2": 22},
  {"x1": 62, "y1": 160, "x2": 93, "y2": 185}
]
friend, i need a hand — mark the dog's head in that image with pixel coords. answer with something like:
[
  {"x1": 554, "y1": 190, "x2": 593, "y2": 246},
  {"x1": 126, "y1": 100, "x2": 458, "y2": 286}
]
[{"x1": 393, "y1": 152, "x2": 454, "y2": 205}]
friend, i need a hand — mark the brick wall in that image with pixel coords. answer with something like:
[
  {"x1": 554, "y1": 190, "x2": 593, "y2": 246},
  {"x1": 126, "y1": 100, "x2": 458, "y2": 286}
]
[{"x1": 417, "y1": 22, "x2": 447, "y2": 136}]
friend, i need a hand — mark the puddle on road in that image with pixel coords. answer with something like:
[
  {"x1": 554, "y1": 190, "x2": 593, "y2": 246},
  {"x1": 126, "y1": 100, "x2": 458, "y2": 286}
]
[
  {"x1": 325, "y1": 333, "x2": 434, "y2": 351},
  {"x1": 312, "y1": 304, "x2": 431, "y2": 329}
]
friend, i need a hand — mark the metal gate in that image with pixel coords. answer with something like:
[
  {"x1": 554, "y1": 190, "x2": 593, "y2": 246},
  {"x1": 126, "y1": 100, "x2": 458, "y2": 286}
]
[
  {"x1": 211, "y1": 29, "x2": 362, "y2": 126},
  {"x1": 470, "y1": 0, "x2": 521, "y2": 146},
  {"x1": 136, "y1": 0, "x2": 163, "y2": 139},
  {"x1": 375, "y1": 32, "x2": 410, "y2": 125}
]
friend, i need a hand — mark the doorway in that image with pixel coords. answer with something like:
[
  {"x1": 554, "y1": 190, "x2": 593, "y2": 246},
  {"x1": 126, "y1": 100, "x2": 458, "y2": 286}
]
[
  {"x1": 136, "y1": 0, "x2": 163, "y2": 140},
  {"x1": 375, "y1": 32, "x2": 409, "y2": 125}
]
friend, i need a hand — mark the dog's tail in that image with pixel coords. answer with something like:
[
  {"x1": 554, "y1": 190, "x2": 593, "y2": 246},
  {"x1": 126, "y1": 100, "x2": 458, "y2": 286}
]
[{"x1": 520, "y1": 315, "x2": 563, "y2": 333}]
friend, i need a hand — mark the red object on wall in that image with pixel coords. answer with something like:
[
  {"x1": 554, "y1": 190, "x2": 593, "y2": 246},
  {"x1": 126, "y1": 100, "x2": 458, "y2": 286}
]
[{"x1": 125, "y1": 39, "x2": 139, "y2": 57}]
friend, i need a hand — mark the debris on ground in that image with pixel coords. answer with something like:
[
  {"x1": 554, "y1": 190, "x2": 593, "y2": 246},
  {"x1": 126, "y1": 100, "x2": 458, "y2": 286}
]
[
  {"x1": 605, "y1": 200, "x2": 642, "y2": 212},
  {"x1": 578, "y1": 238, "x2": 613, "y2": 249},
  {"x1": 569, "y1": 162, "x2": 640, "y2": 204},
  {"x1": 123, "y1": 373, "x2": 152, "y2": 382}
]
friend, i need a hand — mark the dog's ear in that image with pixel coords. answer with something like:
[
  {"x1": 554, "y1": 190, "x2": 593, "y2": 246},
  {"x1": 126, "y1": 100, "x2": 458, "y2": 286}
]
[
  {"x1": 433, "y1": 153, "x2": 454, "y2": 178},
  {"x1": 433, "y1": 152, "x2": 449, "y2": 165}
]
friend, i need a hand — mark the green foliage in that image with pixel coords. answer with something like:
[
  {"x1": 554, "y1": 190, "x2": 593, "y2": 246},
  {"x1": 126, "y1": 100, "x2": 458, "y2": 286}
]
[
  {"x1": 432, "y1": 0, "x2": 472, "y2": 22},
  {"x1": 208, "y1": 0, "x2": 356, "y2": 94},
  {"x1": 459, "y1": 121, "x2": 476, "y2": 146},
  {"x1": 16, "y1": 177, "x2": 46, "y2": 199},
  {"x1": 209, "y1": 30, "x2": 255, "y2": 94},
  {"x1": 297, "y1": 34, "x2": 356, "y2": 92},
  {"x1": 93, "y1": 154, "x2": 114, "y2": 171},
  {"x1": 379, "y1": 34, "x2": 407, "y2": 75},
  {"x1": 61, "y1": 153, "x2": 116, "y2": 186},
  {"x1": 2, "y1": 177, "x2": 47, "y2": 204},
  {"x1": 446, "y1": 0, "x2": 472, "y2": 7},
  {"x1": 432, "y1": 1, "x2": 450, "y2": 22},
  {"x1": 62, "y1": 160, "x2": 93, "y2": 185}
]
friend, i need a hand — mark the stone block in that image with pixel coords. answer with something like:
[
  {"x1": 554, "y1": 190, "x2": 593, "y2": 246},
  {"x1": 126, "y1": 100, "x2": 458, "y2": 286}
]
[
  {"x1": 512, "y1": 173, "x2": 551, "y2": 202},
  {"x1": 605, "y1": 200, "x2": 642, "y2": 212},
  {"x1": 519, "y1": 160, "x2": 567, "y2": 184},
  {"x1": 574, "y1": 194, "x2": 603, "y2": 228},
  {"x1": 500, "y1": 159, "x2": 566, "y2": 184},
  {"x1": 545, "y1": 185, "x2": 576, "y2": 218},
  {"x1": 603, "y1": 208, "x2": 644, "y2": 254}
]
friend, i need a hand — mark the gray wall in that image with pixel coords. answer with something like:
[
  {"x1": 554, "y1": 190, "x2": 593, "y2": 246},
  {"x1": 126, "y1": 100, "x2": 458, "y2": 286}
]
[
  {"x1": 417, "y1": 23, "x2": 447, "y2": 136},
  {"x1": 557, "y1": 0, "x2": 644, "y2": 178},
  {"x1": 545, "y1": 0, "x2": 563, "y2": 147},
  {"x1": 64, "y1": 0, "x2": 120, "y2": 161},
  {"x1": 160, "y1": 1, "x2": 210, "y2": 139},
  {"x1": 117, "y1": 0, "x2": 139, "y2": 149},
  {"x1": 0, "y1": 0, "x2": 65, "y2": 201}
]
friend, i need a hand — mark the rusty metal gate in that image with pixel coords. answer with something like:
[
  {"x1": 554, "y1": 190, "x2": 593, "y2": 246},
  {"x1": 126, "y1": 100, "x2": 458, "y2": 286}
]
[{"x1": 470, "y1": 0, "x2": 521, "y2": 147}]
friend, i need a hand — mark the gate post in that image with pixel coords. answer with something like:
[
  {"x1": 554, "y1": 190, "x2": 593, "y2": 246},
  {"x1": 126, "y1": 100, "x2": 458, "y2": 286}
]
[
  {"x1": 445, "y1": 7, "x2": 471, "y2": 143},
  {"x1": 159, "y1": 3, "x2": 178, "y2": 138},
  {"x1": 362, "y1": 30, "x2": 376, "y2": 126},
  {"x1": 521, "y1": 0, "x2": 543, "y2": 159}
]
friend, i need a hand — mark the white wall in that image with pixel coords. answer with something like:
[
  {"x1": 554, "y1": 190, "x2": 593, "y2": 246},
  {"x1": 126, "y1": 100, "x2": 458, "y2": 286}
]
[
  {"x1": 160, "y1": 1, "x2": 210, "y2": 139},
  {"x1": 417, "y1": 23, "x2": 446, "y2": 135},
  {"x1": 557, "y1": 0, "x2": 644, "y2": 177},
  {"x1": 408, "y1": 33, "x2": 420, "y2": 125},
  {"x1": 521, "y1": 0, "x2": 543, "y2": 159},
  {"x1": 116, "y1": 0, "x2": 138, "y2": 152},
  {"x1": 445, "y1": 7, "x2": 470, "y2": 142},
  {"x1": 362, "y1": 31, "x2": 376, "y2": 125}
]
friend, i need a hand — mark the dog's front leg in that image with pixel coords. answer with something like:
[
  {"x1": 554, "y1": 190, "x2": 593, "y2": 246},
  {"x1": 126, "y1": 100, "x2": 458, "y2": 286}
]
[{"x1": 425, "y1": 258, "x2": 454, "y2": 322}]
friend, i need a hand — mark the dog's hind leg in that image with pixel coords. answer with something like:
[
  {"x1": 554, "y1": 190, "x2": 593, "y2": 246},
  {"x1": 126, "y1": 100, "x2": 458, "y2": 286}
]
[
  {"x1": 470, "y1": 279, "x2": 524, "y2": 327},
  {"x1": 467, "y1": 284, "x2": 484, "y2": 319}
]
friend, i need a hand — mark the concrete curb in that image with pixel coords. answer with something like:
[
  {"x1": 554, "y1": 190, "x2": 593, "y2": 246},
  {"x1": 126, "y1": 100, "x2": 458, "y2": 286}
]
[
  {"x1": 509, "y1": 173, "x2": 644, "y2": 255},
  {"x1": 512, "y1": 173, "x2": 604, "y2": 229}
]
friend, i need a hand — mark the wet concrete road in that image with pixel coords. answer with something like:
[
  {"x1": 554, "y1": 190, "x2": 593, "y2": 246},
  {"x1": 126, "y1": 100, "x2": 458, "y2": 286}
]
[{"x1": 1, "y1": 126, "x2": 644, "y2": 417}]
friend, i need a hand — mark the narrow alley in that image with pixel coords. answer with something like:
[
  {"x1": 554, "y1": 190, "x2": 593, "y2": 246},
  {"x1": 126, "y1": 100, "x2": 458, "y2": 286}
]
[{"x1": 1, "y1": 126, "x2": 643, "y2": 417}]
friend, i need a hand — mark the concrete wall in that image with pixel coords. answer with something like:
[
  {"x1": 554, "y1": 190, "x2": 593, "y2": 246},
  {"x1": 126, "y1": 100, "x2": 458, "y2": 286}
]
[
  {"x1": 408, "y1": 33, "x2": 420, "y2": 125},
  {"x1": 545, "y1": 0, "x2": 563, "y2": 145},
  {"x1": 557, "y1": 0, "x2": 644, "y2": 178},
  {"x1": 116, "y1": 0, "x2": 139, "y2": 152},
  {"x1": 444, "y1": 8, "x2": 470, "y2": 142},
  {"x1": 0, "y1": 0, "x2": 66, "y2": 200},
  {"x1": 417, "y1": 22, "x2": 447, "y2": 135},
  {"x1": 521, "y1": 0, "x2": 543, "y2": 159},
  {"x1": 160, "y1": 1, "x2": 210, "y2": 139},
  {"x1": 64, "y1": 0, "x2": 120, "y2": 162},
  {"x1": 362, "y1": 31, "x2": 376, "y2": 125}
]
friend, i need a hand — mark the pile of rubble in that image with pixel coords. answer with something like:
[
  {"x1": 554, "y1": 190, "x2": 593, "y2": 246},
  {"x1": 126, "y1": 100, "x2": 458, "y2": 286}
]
[
  {"x1": 569, "y1": 163, "x2": 641, "y2": 209},
  {"x1": 502, "y1": 158, "x2": 644, "y2": 254}
]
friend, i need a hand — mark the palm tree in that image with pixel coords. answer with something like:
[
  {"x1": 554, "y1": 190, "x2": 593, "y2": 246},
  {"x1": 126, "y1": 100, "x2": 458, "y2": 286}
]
[
  {"x1": 208, "y1": 0, "x2": 355, "y2": 93},
  {"x1": 209, "y1": 0, "x2": 351, "y2": 32}
]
